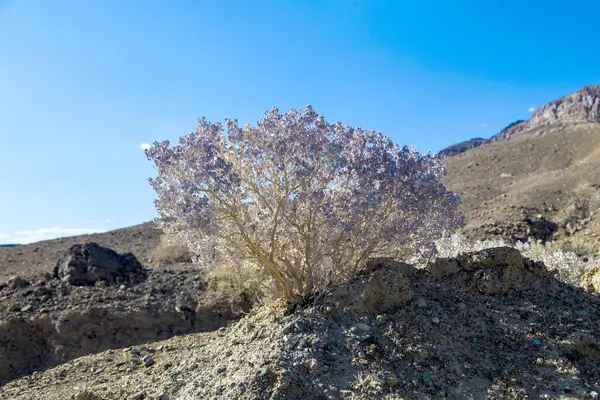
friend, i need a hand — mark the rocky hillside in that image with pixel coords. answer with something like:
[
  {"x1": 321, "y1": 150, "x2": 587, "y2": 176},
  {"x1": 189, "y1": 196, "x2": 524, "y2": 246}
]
[
  {"x1": 1, "y1": 248, "x2": 599, "y2": 399},
  {"x1": 442, "y1": 128, "x2": 600, "y2": 256},
  {"x1": 439, "y1": 85, "x2": 600, "y2": 158}
]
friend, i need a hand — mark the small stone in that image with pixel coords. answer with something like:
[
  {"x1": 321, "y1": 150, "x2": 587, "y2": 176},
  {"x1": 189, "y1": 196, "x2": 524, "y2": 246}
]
[
  {"x1": 432, "y1": 317, "x2": 440, "y2": 324},
  {"x1": 283, "y1": 322, "x2": 296, "y2": 334},
  {"x1": 21, "y1": 304, "x2": 33, "y2": 312},
  {"x1": 417, "y1": 299, "x2": 427, "y2": 308},
  {"x1": 162, "y1": 361, "x2": 173, "y2": 370},
  {"x1": 215, "y1": 365, "x2": 227, "y2": 374},
  {"x1": 7, "y1": 276, "x2": 30, "y2": 289},
  {"x1": 284, "y1": 334, "x2": 300, "y2": 347},
  {"x1": 130, "y1": 347, "x2": 141, "y2": 355},
  {"x1": 591, "y1": 391, "x2": 598, "y2": 398},
  {"x1": 93, "y1": 369, "x2": 104, "y2": 375},
  {"x1": 142, "y1": 355, "x2": 155, "y2": 367},
  {"x1": 258, "y1": 367, "x2": 268, "y2": 376},
  {"x1": 71, "y1": 391, "x2": 104, "y2": 400},
  {"x1": 355, "y1": 323, "x2": 371, "y2": 332},
  {"x1": 385, "y1": 373, "x2": 399, "y2": 387},
  {"x1": 294, "y1": 321, "x2": 308, "y2": 332},
  {"x1": 129, "y1": 392, "x2": 146, "y2": 400}
]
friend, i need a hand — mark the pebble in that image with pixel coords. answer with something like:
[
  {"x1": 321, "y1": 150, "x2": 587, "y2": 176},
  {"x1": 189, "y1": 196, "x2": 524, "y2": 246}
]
[
  {"x1": 417, "y1": 299, "x2": 427, "y2": 308},
  {"x1": 215, "y1": 365, "x2": 227, "y2": 374},
  {"x1": 385, "y1": 373, "x2": 399, "y2": 387},
  {"x1": 432, "y1": 317, "x2": 440, "y2": 324},
  {"x1": 142, "y1": 355, "x2": 155, "y2": 367},
  {"x1": 355, "y1": 323, "x2": 371, "y2": 332},
  {"x1": 591, "y1": 391, "x2": 599, "y2": 398},
  {"x1": 284, "y1": 334, "x2": 300, "y2": 347},
  {"x1": 130, "y1": 347, "x2": 141, "y2": 355},
  {"x1": 21, "y1": 304, "x2": 33, "y2": 312}
]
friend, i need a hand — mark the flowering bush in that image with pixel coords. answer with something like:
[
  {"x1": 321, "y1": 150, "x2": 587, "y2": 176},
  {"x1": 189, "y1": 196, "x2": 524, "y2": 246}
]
[{"x1": 146, "y1": 106, "x2": 463, "y2": 303}]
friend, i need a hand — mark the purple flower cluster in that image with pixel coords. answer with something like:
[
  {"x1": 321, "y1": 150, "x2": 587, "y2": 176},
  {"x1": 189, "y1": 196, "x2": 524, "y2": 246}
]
[{"x1": 146, "y1": 106, "x2": 464, "y2": 303}]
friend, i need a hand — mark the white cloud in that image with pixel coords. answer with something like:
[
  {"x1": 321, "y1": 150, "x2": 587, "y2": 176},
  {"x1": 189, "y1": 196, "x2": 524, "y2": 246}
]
[
  {"x1": 103, "y1": 219, "x2": 112, "y2": 223},
  {"x1": 0, "y1": 227, "x2": 108, "y2": 245},
  {"x1": 480, "y1": 123, "x2": 488, "y2": 128},
  {"x1": 140, "y1": 143, "x2": 151, "y2": 150},
  {"x1": 528, "y1": 107, "x2": 536, "y2": 112}
]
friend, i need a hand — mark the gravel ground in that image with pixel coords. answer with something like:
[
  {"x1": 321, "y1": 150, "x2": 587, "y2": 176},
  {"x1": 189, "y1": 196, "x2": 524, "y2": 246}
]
[{"x1": 1, "y1": 247, "x2": 599, "y2": 399}]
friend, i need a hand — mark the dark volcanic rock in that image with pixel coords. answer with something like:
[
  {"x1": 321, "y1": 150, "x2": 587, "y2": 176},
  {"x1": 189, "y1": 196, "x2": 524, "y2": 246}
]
[
  {"x1": 437, "y1": 137, "x2": 486, "y2": 159},
  {"x1": 53, "y1": 242, "x2": 145, "y2": 286}
]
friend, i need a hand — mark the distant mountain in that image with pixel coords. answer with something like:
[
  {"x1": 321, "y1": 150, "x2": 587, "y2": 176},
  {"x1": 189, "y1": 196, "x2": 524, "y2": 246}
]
[
  {"x1": 0, "y1": 244, "x2": 20, "y2": 248},
  {"x1": 439, "y1": 85, "x2": 600, "y2": 158}
]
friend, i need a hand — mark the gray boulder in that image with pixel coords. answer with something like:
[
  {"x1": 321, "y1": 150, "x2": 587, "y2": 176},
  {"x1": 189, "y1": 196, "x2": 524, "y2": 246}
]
[{"x1": 53, "y1": 242, "x2": 145, "y2": 286}]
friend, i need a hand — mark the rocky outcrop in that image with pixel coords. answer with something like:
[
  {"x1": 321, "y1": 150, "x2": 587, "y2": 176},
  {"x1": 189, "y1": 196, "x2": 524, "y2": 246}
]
[
  {"x1": 530, "y1": 86, "x2": 600, "y2": 126},
  {"x1": 53, "y1": 242, "x2": 145, "y2": 286}
]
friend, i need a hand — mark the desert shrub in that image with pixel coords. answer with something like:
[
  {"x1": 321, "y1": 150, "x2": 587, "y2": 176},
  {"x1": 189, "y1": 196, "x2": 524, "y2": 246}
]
[
  {"x1": 434, "y1": 234, "x2": 595, "y2": 286},
  {"x1": 434, "y1": 234, "x2": 508, "y2": 259},
  {"x1": 152, "y1": 236, "x2": 193, "y2": 266},
  {"x1": 560, "y1": 186, "x2": 600, "y2": 234},
  {"x1": 146, "y1": 106, "x2": 463, "y2": 304},
  {"x1": 204, "y1": 259, "x2": 279, "y2": 312},
  {"x1": 514, "y1": 240, "x2": 593, "y2": 286}
]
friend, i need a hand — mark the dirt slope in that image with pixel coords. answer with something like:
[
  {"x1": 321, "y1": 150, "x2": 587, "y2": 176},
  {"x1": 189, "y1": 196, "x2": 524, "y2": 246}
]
[{"x1": 442, "y1": 123, "x2": 600, "y2": 254}]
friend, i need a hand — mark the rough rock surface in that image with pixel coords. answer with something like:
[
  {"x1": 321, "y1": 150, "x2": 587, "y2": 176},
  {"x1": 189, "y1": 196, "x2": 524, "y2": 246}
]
[
  {"x1": 53, "y1": 242, "x2": 145, "y2": 286},
  {"x1": 0, "y1": 265, "x2": 244, "y2": 386},
  {"x1": 2, "y1": 247, "x2": 599, "y2": 399}
]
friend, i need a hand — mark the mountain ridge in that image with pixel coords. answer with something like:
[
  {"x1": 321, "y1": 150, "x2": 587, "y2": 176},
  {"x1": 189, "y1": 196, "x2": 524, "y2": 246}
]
[{"x1": 439, "y1": 85, "x2": 600, "y2": 158}]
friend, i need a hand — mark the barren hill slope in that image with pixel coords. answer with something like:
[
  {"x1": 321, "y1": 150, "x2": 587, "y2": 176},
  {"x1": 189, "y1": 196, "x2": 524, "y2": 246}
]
[
  {"x1": 441, "y1": 85, "x2": 600, "y2": 254},
  {"x1": 442, "y1": 122, "x2": 600, "y2": 253},
  {"x1": 0, "y1": 222, "x2": 162, "y2": 282}
]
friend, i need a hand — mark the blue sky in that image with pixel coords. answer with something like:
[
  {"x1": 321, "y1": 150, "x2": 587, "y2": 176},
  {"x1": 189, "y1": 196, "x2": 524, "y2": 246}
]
[{"x1": 1, "y1": 0, "x2": 599, "y2": 244}]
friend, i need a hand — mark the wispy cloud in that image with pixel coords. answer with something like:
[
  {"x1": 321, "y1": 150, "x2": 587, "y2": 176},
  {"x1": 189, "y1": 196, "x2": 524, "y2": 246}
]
[
  {"x1": 528, "y1": 107, "x2": 536, "y2": 112},
  {"x1": 480, "y1": 123, "x2": 488, "y2": 128},
  {"x1": 140, "y1": 143, "x2": 151, "y2": 150},
  {"x1": 103, "y1": 219, "x2": 112, "y2": 223},
  {"x1": 0, "y1": 227, "x2": 108, "y2": 245}
]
